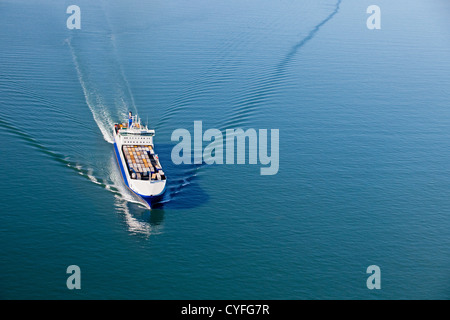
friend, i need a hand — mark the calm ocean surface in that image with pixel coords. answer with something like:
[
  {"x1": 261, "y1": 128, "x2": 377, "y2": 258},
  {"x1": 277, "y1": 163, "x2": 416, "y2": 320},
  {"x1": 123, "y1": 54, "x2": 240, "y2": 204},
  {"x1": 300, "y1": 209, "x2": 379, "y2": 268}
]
[{"x1": 0, "y1": 0, "x2": 449, "y2": 299}]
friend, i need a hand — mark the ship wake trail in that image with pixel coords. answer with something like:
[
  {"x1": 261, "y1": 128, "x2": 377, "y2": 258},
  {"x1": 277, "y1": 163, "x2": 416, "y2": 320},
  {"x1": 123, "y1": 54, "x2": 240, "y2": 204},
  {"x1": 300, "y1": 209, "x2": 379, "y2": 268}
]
[
  {"x1": 0, "y1": 116, "x2": 123, "y2": 197},
  {"x1": 277, "y1": 0, "x2": 342, "y2": 73},
  {"x1": 99, "y1": 0, "x2": 138, "y2": 116},
  {"x1": 222, "y1": 0, "x2": 342, "y2": 129},
  {"x1": 66, "y1": 37, "x2": 115, "y2": 144},
  {"x1": 65, "y1": 29, "x2": 138, "y2": 144}
]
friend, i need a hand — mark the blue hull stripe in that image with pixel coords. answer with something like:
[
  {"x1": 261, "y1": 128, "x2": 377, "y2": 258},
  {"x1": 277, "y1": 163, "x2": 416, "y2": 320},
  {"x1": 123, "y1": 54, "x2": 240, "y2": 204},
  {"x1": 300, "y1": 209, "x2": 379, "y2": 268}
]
[{"x1": 114, "y1": 142, "x2": 129, "y2": 187}]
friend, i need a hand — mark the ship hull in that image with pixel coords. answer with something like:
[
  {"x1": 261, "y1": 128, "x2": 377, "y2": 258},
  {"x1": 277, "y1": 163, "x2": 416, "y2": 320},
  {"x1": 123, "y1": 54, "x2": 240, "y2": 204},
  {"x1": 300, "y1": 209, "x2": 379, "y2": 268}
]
[{"x1": 113, "y1": 140, "x2": 166, "y2": 209}]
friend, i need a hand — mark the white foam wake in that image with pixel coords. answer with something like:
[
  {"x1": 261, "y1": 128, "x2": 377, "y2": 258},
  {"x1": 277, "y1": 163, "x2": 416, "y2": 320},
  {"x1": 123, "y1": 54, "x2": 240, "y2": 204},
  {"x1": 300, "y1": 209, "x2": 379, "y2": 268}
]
[{"x1": 66, "y1": 37, "x2": 115, "y2": 144}]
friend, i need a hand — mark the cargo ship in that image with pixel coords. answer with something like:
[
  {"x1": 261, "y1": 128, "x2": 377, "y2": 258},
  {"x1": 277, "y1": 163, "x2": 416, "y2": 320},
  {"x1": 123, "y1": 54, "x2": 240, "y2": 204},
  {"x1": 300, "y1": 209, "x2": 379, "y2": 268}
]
[{"x1": 113, "y1": 113, "x2": 166, "y2": 208}]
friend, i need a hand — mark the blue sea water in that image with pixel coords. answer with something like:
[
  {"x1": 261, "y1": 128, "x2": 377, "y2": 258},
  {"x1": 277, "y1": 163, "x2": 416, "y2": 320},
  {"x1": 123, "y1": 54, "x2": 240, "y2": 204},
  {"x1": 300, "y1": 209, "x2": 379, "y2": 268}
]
[{"x1": 0, "y1": 0, "x2": 449, "y2": 299}]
